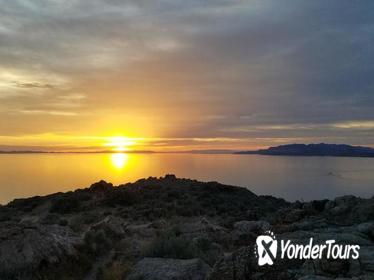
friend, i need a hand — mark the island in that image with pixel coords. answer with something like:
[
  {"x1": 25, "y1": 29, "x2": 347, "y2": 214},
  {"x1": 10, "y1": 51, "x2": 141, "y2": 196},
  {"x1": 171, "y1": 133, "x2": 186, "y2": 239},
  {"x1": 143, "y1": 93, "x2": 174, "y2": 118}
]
[
  {"x1": 0, "y1": 175, "x2": 373, "y2": 279},
  {"x1": 236, "y1": 143, "x2": 374, "y2": 157}
]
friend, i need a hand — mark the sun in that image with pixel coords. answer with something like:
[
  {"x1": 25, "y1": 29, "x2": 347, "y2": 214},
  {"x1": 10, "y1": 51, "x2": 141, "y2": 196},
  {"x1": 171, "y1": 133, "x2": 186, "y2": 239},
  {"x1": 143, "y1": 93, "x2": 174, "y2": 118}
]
[{"x1": 104, "y1": 136, "x2": 136, "y2": 152}]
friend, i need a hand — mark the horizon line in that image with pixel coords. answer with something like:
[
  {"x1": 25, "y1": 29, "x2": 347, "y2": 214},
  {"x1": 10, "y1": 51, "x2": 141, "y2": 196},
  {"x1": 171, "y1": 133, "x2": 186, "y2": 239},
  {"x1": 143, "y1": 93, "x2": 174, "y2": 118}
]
[{"x1": 0, "y1": 149, "x2": 239, "y2": 155}]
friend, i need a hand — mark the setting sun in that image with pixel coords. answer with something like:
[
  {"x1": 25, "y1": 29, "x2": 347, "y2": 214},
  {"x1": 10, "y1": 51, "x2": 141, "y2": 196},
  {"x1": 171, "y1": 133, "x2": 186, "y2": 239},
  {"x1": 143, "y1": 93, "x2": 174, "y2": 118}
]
[{"x1": 104, "y1": 137, "x2": 136, "y2": 152}]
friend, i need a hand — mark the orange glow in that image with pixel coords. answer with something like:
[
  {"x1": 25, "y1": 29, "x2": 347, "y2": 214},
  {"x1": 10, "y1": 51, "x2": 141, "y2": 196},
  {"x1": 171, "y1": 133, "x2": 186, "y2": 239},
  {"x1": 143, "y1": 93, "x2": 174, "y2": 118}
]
[{"x1": 0, "y1": 133, "x2": 270, "y2": 152}]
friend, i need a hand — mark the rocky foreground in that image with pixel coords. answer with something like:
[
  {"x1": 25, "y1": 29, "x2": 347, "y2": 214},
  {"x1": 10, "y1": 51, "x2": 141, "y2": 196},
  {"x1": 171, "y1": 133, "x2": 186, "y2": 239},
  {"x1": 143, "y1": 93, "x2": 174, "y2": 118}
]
[{"x1": 0, "y1": 175, "x2": 373, "y2": 280}]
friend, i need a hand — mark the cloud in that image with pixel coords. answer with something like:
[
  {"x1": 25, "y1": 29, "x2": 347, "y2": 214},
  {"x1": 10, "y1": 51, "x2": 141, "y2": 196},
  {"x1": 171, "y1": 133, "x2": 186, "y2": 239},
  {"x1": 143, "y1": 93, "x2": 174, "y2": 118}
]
[
  {"x1": 17, "y1": 110, "x2": 78, "y2": 116},
  {"x1": 0, "y1": 0, "x2": 374, "y2": 148},
  {"x1": 14, "y1": 82, "x2": 55, "y2": 89},
  {"x1": 332, "y1": 121, "x2": 374, "y2": 130}
]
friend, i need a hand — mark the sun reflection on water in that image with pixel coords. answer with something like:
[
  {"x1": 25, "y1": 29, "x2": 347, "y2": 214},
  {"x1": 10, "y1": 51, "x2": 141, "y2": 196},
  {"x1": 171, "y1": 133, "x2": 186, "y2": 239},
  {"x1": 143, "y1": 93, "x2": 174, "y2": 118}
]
[{"x1": 110, "y1": 153, "x2": 128, "y2": 169}]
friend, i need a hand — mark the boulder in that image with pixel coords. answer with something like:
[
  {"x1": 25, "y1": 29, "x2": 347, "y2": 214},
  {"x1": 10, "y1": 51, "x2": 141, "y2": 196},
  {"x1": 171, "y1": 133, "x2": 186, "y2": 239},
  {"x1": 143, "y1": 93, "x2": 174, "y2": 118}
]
[{"x1": 0, "y1": 222, "x2": 80, "y2": 278}]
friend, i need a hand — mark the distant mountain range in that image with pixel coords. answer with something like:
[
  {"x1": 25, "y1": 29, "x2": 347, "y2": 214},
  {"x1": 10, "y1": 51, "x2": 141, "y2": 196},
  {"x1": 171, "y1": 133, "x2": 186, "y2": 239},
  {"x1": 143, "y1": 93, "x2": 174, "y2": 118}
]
[{"x1": 236, "y1": 143, "x2": 374, "y2": 157}]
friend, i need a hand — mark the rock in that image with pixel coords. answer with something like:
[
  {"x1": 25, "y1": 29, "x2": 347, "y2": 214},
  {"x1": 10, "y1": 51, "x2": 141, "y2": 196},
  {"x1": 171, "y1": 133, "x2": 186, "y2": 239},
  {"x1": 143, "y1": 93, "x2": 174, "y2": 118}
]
[
  {"x1": 284, "y1": 209, "x2": 306, "y2": 223},
  {"x1": 356, "y1": 222, "x2": 374, "y2": 234},
  {"x1": 83, "y1": 216, "x2": 128, "y2": 254},
  {"x1": 300, "y1": 260, "x2": 317, "y2": 275},
  {"x1": 347, "y1": 258, "x2": 362, "y2": 277},
  {"x1": 298, "y1": 276, "x2": 334, "y2": 280},
  {"x1": 209, "y1": 246, "x2": 291, "y2": 280},
  {"x1": 232, "y1": 220, "x2": 270, "y2": 245},
  {"x1": 192, "y1": 237, "x2": 224, "y2": 266},
  {"x1": 126, "y1": 258, "x2": 211, "y2": 280},
  {"x1": 352, "y1": 202, "x2": 374, "y2": 224},
  {"x1": 41, "y1": 213, "x2": 63, "y2": 225},
  {"x1": 326, "y1": 196, "x2": 365, "y2": 225},
  {"x1": 358, "y1": 246, "x2": 374, "y2": 272},
  {"x1": 126, "y1": 223, "x2": 156, "y2": 239},
  {"x1": 334, "y1": 195, "x2": 358, "y2": 207},
  {"x1": 90, "y1": 215, "x2": 127, "y2": 237},
  {"x1": 324, "y1": 200, "x2": 336, "y2": 211},
  {"x1": 329, "y1": 205, "x2": 350, "y2": 216},
  {"x1": 319, "y1": 258, "x2": 350, "y2": 276},
  {"x1": 208, "y1": 247, "x2": 253, "y2": 280},
  {"x1": 164, "y1": 174, "x2": 177, "y2": 180},
  {"x1": 233, "y1": 220, "x2": 271, "y2": 234},
  {"x1": 303, "y1": 200, "x2": 328, "y2": 213},
  {"x1": 0, "y1": 223, "x2": 81, "y2": 278},
  {"x1": 151, "y1": 219, "x2": 168, "y2": 229},
  {"x1": 89, "y1": 180, "x2": 113, "y2": 192},
  {"x1": 356, "y1": 222, "x2": 374, "y2": 241},
  {"x1": 178, "y1": 218, "x2": 227, "y2": 239}
]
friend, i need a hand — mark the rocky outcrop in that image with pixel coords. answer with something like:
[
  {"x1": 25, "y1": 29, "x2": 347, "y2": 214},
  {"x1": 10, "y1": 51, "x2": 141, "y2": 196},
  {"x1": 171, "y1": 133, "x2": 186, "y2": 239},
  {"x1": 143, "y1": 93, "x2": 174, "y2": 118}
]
[
  {"x1": 0, "y1": 175, "x2": 372, "y2": 279},
  {"x1": 236, "y1": 143, "x2": 374, "y2": 157}
]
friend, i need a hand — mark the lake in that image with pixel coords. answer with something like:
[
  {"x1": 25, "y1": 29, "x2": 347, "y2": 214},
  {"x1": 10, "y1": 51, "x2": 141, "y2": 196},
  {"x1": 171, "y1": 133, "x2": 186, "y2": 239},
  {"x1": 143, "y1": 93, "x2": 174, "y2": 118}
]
[{"x1": 0, "y1": 153, "x2": 373, "y2": 204}]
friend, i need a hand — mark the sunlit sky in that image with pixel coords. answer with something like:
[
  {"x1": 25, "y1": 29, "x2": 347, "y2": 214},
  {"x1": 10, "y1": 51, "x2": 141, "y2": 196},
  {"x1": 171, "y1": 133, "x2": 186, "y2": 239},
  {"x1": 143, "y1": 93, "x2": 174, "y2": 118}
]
[{"x1": 1, "y1": 0, "x2": 374, "y2": 152}]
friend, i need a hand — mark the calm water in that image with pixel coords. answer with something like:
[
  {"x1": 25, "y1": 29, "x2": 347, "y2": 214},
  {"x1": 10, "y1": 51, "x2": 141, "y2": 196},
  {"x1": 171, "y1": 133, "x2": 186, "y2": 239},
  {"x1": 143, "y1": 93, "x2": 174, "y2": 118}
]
[{"x1": 0, "y1": 153, "x2": 373, "y2": 204}]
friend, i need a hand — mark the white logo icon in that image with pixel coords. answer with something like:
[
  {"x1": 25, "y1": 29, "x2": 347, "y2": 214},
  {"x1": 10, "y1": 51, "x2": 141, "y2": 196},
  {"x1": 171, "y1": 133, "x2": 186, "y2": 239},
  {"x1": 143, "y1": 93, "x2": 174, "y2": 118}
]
[
  {"x1": 256, "y1": 231, "x2": 277, "y2": 266},
  {"x1": 255, "y1": 232, "x2": 360, "y2": 266}
]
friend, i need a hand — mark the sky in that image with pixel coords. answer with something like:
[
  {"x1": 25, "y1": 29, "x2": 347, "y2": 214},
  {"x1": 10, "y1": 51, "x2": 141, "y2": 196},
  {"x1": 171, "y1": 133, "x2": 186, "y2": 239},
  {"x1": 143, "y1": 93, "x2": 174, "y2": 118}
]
[{"x1": 0, "y1": 0, "x2": 374, "y2": 152}]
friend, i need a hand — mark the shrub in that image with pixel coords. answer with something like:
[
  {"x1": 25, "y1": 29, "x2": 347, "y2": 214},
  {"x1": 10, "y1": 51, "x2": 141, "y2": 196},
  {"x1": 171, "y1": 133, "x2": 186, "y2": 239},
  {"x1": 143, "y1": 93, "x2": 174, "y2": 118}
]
[
  {"x1": 7, "y1": 196, "x2": 43, "y2": 212},
  {"x1": 192, "y1": 237, "x2": 222, "y2": 266},
  {"x1": 102, "y1": 190, "x2": 139, "y2": 207},
  {"x1": 84, "y1": 230, "x2": 111, "y2": 254},
  {"x1": 41, "y1": 213, "x2": 61, "y2": 225},
  {"x1": 0, "y1": 207, "x2": 16, "y2": 222},
  {"x1": 50, "y1": 195, "x2": 81, "y2": 214},
  {"x1": 98, "y1": 260, "x2": 133, "y2": 280},
  {"x1": 81, "y1": 211, "x2": 100, "y2": 224},
  {"x1": 144, "y1": 230, "x2": 194, "y2": 259},
  {"x1": 59, "y1": 219, "x2": 68, "y2": 226}
]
